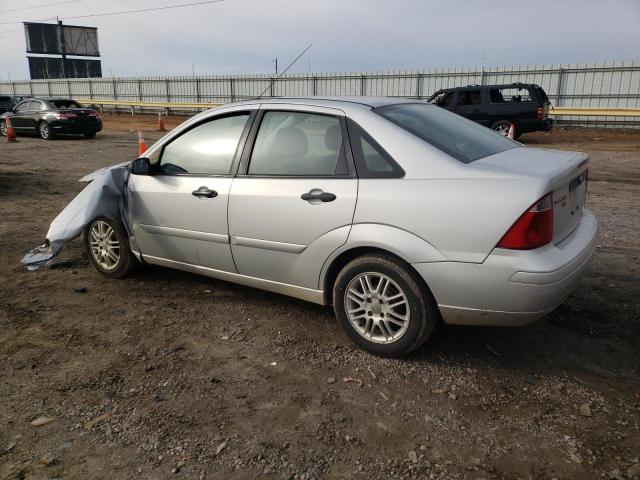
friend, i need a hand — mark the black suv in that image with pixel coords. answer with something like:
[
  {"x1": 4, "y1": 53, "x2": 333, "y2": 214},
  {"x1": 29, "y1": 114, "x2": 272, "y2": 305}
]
[
  {"x1": 0, "y1": 95, "x2": 29, "y2": 115},
  {"x1": 428, "y1": 83, "x2": 553, "y2": 138},
  {"x1": 0, "y1": 97, "x2": 102, "y2": 140}
]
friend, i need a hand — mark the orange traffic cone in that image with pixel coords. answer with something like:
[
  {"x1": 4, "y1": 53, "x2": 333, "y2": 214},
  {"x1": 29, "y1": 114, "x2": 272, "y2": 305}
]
[
  {"x1": 507, "y1": 123, "x2": 515, "y2": 140},
  {"x1": 156, "y1": 112, "x2": 166, "y2": 132},
  {"x1": 5, "y1": 117, "x2": 17, "y2": 143},
  {"x1": 137, "y1": 129, "x2": 148, "y2": 156}
]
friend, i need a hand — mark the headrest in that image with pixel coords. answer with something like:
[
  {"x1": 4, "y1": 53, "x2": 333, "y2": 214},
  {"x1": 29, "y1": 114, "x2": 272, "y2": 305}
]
[
  {"x1": 324, "y1": 124, "x2": 342, "y2": 151},
  {"x1": 267, "y1": 127, "x2": 308, "y2": 157}
]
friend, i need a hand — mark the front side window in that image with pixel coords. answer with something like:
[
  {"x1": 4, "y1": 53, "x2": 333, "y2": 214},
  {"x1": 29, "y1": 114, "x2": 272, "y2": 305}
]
[
  {"x1": 14, "y1": 101, "x2": 30, "y2": 112},
  {"x1": 429, "y1": 91, "x2": 453, "y2": 107},
  {"x1": 376, "y1": 103, "x2": 518, "y2": 164},
  {"x1": 159, "y1": 113, "x2": 250, "y2": 175},
  {"x1": 248, "y1": 111, "x2": 343, "y2": 176}
]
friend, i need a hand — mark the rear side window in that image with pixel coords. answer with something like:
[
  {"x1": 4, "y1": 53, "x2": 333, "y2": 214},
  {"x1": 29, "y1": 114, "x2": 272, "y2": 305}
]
[
  {"x1": 489, "y1": 87, "x2": 532, "y2": 103},
  {"x1": 376, "y1": 103, "x2": 518, "y2": 164},
  {"x1": 347, "y1": 119, "x2": 404, "y2": 178},
  {"x1": 457, "y1": 90, "x2": 482, "y2": 106},
  {"x1": 51, "y1": 100, "x2": 83, "y2": 108},
  {"x1": 159, "y1": 113, "x2": 250, "y2": 175},
  {"x1": 14, "y1": 101, "x2": 30, "y2": 112},
  {"x1": 248, "y1": 111, "x2": 343, "y2": 176}
]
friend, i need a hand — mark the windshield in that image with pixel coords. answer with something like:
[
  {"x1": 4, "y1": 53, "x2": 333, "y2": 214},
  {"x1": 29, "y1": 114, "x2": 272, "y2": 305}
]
[
  {"x1": 51, "y1": 100, "x2": 83, "y2": 109},
  {"x1": 376, "y1": 103, "x2": 518, "y2": 163}
]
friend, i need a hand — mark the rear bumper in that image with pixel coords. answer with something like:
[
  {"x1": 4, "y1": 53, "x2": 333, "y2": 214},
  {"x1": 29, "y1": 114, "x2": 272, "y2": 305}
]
[
  {"x1": 51, "y1": 120, "x2": 102, "y2": 133},
  {"x1": 413, "y1": 209, "x2": 598, "y2": 326},
  {"x1": 518, "y1": 117, "x2": 554, "y2": 133}
]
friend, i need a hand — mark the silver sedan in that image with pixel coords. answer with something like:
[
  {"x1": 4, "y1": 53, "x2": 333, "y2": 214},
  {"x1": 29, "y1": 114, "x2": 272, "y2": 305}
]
[{"x1": 83, "y1": 97, "x2": 597, "y2": 357}]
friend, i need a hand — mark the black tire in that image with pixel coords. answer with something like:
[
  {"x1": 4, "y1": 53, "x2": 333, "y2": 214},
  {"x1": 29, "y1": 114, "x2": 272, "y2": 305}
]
[
  {"x1": 84, "y1": 215, "x2": 139, "y2": 278},
  {"x1": 491, "y1": 120, "x2": 512, "y2": 136},
  {"x1": 38, "y1": 121, "x2": 54, "y2": 140},
  {"x1": 84, "y1": 132, "x2": 96, "y2": 139},
  {"x1": 0, "y1": 119, "x2": 7, "y2": 136},
  {"x1": 333, "y1": 254, "x2": 439, "y2": 357}
]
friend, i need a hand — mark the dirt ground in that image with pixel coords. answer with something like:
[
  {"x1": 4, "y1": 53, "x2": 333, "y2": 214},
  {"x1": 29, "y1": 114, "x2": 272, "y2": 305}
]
[{"x1": 1, "y1": 115, "x2": 639, "y2": 480}]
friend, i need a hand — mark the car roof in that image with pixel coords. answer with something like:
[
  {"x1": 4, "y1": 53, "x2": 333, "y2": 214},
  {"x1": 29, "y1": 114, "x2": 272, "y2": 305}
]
[
  {"x1": 226, "y1": 96, "x2": 421, "y2": 110},
  {"x1": 435, "y1": 83, "x2": 540, "y2": 93}
]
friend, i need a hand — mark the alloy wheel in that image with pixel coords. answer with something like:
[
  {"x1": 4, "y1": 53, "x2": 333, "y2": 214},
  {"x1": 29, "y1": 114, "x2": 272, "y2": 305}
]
[
  {"x1": 39, "y1": 122, "x2": 50, "y2": 139},
  {"x1": 344, "y1": 272, "x2": 410, "y2": 344},
  {"x1": 89, "y1": 220, "x2": 121, "y2": 271},
  {"x1": 0, "y1": 121, "x2": 6, "y2": 136}
]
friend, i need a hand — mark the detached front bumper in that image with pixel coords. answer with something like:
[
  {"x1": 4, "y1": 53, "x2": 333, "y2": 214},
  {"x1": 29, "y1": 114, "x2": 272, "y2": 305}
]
[{"x1": 413, "y1": 209, "x2": 598, "y2": 326}]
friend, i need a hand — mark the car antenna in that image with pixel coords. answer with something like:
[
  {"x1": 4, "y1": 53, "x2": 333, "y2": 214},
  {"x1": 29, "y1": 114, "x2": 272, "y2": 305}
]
[{"x1": 255, "y1": 43, "x2": 313, "y2": 99}]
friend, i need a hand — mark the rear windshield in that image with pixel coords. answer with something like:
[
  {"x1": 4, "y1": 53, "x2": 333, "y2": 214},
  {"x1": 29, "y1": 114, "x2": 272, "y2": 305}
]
[
  {"x1": 51, "y1": 100, "x2": 83, "y2": 109},
  {"x1": 376, "y1": 103, "x2": 518, "y2": 163}
]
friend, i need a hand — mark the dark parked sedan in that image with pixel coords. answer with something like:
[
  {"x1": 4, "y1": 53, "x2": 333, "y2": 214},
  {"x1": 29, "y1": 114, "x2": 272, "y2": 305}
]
[
  {"x1": 0, "y1": 97, "x2": 102, "y2": 140},
  {"x1": 0, "y1": 95, "x2": 29, "y2": 115}
]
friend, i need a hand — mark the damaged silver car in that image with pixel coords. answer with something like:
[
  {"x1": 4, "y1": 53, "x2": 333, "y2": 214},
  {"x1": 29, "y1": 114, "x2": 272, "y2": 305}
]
[{"x1": 24, "y1": 97, "x2": 597, "y2": 357}]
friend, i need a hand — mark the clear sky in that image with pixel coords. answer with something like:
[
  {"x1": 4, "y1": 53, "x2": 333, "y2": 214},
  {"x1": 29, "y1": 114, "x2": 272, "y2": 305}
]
[{"x1": 1, "y1": 0, "x2": 639, "y2": 80}]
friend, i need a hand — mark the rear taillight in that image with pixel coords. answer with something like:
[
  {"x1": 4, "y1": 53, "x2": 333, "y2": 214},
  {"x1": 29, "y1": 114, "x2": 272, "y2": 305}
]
[
  {"x1": 55, "y1": 112, "x2": 77, "y2": 120},
  {"x1": 497, "y1": 193, "x2": 553, "y2": 250},
  {"x1": 537, "y1": 107, "x2": 544, "y2": 120}
]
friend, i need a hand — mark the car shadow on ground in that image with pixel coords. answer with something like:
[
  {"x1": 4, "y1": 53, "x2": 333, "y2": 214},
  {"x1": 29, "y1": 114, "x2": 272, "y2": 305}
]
[{"x1": 132, "y1": 262, "x2": 639, "y2": 389}]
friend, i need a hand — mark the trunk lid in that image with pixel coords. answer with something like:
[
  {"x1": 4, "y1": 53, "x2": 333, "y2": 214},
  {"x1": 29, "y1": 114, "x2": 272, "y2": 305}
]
[{"x1": 472, "y1": 147, "x2": 589, "y2": 244}]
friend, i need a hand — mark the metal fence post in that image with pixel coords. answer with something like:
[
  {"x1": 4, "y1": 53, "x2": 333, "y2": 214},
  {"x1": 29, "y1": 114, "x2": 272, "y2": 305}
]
[
  {"x1": 47, "y1": 80, "x2": 52, "y2": 96},
  {"x1": 416, "y1": 73, "x2": 422, "y2": 99},
  {"x1": 165, "y1": 78, "x2": 170, "y2": 115},
  {"x1": 137, "y1": 79, "x2": 143, "y2": 101},
  {"x1": 480, "y1": 67, "x2": 485, "y2": 85},
  {"x1": 195, "y1": 77, "x2": 201, "y2": 103},
  {"x1": 312, "y1": 76, "x2": 317, "y2": 96},
  {"x1": 230, "y1": 77, "x2": 235, "y2": 102},
  {"x1": 88, "y1": 79, "x2": 93, "y2": 99},
  {"x1": 29, "y1": 82, "x2": 33, "y2": 96},
  {"x1": 360, "y1": 74, "x2": 366, "y2": 96},
  {"x1": 556, "y1": 67, "x2": 564, "y2": 107},
  {"x1": 112, "y1": 79, "x2": 117, "y2": 114},
  {"x1": 11, "y1": 81, "x2": 16, "y2": 95},
  {"x1": 270, "y1": 77, "x2": 274, "y2": 97},
  {"x1": 67, "y1": 80, "x2": 72, "y2": 97}
]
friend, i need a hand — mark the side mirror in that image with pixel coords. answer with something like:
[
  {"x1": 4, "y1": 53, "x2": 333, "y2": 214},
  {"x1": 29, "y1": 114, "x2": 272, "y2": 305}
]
[{"x1": 131, "y1": 157, "x2": 152, "y2": 175}]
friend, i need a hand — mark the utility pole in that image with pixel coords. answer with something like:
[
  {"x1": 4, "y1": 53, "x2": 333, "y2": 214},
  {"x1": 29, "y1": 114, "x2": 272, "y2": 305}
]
[{"x1": 57, "y1": 17, "x2": 66, "y2": 79}]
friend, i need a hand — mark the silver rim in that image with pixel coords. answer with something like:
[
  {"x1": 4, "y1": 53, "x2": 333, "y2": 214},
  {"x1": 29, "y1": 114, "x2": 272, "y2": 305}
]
[
  {"x1": 40, "y1": 122, "x2": 49, "y2": 139},
  {"x1": 344, "y1": 272, "x2": 410, "y2": 344},
  {"x1": 89, "y1": 221, "x2": 120, "y2": 271},
  {"x1": 0, "y1": 121, "x2": 6, "y2": 136},
  {"x1": 494, "y1": 124, "x2": 509, "y2": 135}
]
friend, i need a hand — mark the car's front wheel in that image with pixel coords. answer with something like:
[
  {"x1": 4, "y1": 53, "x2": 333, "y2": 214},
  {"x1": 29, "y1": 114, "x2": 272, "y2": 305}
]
[
  {"x1": 333, "y1": 254, "x2": 439, "y2": 357},
  {"x1": 84, "y1": 216, "x2": 139, "y2": 278},
  {"x1": 38, "y1": 121, "x2": 54, "y2": 140}
]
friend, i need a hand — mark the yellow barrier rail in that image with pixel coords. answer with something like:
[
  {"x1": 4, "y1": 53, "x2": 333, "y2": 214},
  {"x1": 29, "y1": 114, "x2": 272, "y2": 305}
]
[
  {"x1": 550, "y1": 107, "x2": 640, "y2": 117},
  {"x1": 74, "y1": 99, "x2": 640, "y2": 118}
]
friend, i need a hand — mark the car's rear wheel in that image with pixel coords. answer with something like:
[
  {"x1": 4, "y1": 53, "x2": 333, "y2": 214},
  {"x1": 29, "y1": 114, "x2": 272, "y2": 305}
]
[
  {"x1": 333, "y1": 254, "x2": 439, "y2": 357},
  {"x1": 0, "y1": 120, "x2": 7, "y2": 136},
  {"x1": 38, "y1": 121, "x2": 54, "y2": 140},
  {"x1": 84, "y1": 216, "x2": 139, "y2": 278},
  {"x1": 84, "y1": 132, "x2": 96, "y2": 139}
]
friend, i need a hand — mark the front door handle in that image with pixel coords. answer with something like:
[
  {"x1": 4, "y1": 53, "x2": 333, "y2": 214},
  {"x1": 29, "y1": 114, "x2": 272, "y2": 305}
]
[
  {"x1": 301, "y1": 189, "x2": 336, "y2": 203},
  {"x1": 192, "y1": 186, "x2": 218, "y2": 198}
]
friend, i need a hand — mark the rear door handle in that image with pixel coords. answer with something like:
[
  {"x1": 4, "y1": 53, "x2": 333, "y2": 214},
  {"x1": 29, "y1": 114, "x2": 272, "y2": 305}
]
[
  {"x1": 192, "y1": 186, "x2": 218, "y2": 198},
  {"x1": 301, "y1": 189, "x2": 336, "y2": 203}
]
